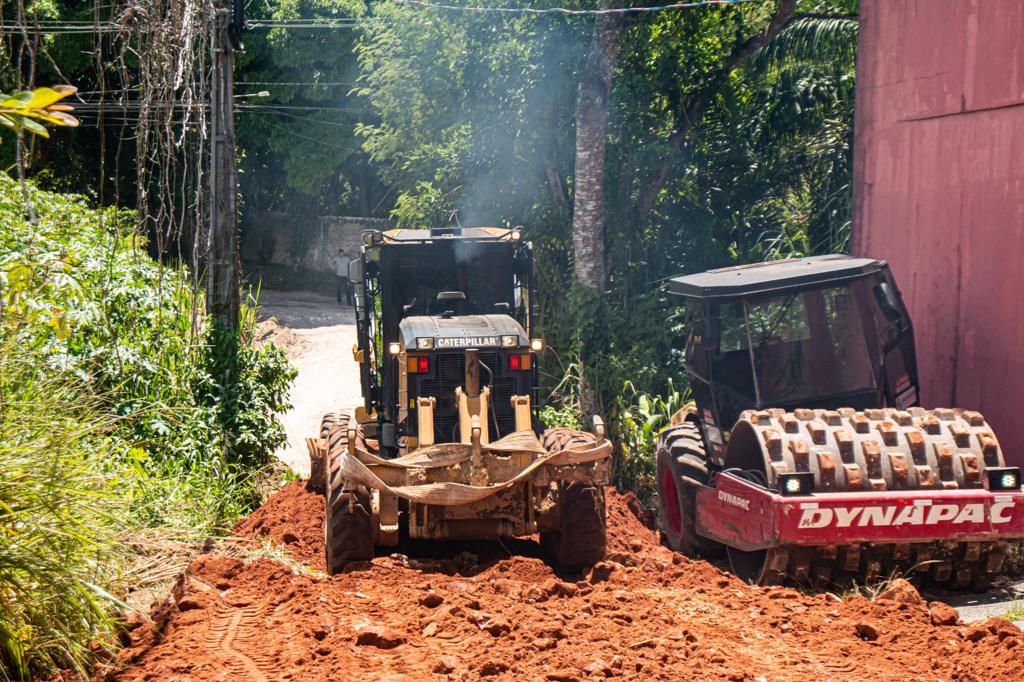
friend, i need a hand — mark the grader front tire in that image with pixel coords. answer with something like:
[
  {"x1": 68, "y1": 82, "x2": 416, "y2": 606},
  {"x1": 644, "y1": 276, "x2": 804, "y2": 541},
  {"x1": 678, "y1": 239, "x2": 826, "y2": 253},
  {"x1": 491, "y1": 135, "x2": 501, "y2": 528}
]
[
  {"x1": 325, "y1": 414, "x2": 374, "y2": 574},
  {"x1": 540, "y1": 428, "x2": 608, "y2": 573}
]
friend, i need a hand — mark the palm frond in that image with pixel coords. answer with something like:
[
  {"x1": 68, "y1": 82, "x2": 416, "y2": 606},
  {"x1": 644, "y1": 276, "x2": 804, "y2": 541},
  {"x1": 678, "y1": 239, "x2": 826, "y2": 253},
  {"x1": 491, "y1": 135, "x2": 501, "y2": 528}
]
[{"x1": 752, "y1": 16, "x2": 858, "y2": 71}]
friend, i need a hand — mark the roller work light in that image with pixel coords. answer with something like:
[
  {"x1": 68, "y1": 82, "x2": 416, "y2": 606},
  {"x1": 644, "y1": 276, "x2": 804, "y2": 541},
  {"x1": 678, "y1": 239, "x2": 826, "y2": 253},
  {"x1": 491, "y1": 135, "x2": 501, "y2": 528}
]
[
  {"x1": 987, "y1": 467, "x2": 1022, "y2": 491},
  {"x1": 778, "y1": 472, "x2": 815, "y2": 496}
]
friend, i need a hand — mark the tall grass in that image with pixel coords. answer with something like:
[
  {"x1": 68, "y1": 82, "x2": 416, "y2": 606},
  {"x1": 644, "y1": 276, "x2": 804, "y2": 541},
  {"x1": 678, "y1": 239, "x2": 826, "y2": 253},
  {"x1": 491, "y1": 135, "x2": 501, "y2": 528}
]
[
  {"x1": 0, "y1": 350, "x2": 125, "y2": 680},
  {"x1": 0, "y1": 169, "x2": 295, "y2": 678},
  {"x1": 612, "y1": 378, "x2": 691, "y2": 505}
]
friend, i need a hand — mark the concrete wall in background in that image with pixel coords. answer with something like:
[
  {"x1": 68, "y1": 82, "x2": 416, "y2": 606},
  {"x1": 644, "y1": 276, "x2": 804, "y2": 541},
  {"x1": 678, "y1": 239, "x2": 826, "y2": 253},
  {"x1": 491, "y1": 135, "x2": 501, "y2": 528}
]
[
  {"x1": 242, "y1": 215, "x2": 390, "y2": 271},
  {"x1": 852, "y1": 0, "x2": 1024, "y2": 465}
]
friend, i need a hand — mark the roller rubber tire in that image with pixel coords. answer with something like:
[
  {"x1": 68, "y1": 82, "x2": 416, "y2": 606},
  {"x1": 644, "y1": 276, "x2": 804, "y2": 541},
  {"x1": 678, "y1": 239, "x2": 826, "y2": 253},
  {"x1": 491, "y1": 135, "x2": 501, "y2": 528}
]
[{"x1": 656, "y1": 422, "x2": 724, "y2": 558}]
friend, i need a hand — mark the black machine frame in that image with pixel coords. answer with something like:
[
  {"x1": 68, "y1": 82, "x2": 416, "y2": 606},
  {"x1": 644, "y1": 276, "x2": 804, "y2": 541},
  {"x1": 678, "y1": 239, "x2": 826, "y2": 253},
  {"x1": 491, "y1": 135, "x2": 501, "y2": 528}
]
[{"x1": 352, "y1": 227, "x2": 539, "y2": 452}]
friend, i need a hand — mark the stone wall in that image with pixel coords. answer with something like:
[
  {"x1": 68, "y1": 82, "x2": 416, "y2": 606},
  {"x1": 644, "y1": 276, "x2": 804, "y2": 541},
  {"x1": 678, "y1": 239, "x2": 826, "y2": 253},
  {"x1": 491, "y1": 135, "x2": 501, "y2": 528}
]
[{"x1": 242, "y1": 214, "x2": 391, "y2": 273}]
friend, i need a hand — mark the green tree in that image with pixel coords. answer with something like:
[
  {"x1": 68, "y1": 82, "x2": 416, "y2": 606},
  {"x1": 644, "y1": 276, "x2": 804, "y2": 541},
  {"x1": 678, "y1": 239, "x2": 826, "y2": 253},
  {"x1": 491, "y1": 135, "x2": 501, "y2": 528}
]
[
  {"x1": 235, "y1": 0, "x2": 387, "y2": 264},
  {"x1": 355, "y1": 0, "x2": 859, "y2": 412}
]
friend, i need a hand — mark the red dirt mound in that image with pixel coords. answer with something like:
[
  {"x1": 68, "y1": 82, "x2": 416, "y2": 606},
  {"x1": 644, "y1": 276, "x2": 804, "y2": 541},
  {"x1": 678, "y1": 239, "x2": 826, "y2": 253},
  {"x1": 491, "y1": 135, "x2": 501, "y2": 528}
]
[
  {"x1": 106, "y1": 485, "x2": 1024, "y2": 681},
  {"x1": 233, "y1": 480, "x2": 326, "y2": 571}
]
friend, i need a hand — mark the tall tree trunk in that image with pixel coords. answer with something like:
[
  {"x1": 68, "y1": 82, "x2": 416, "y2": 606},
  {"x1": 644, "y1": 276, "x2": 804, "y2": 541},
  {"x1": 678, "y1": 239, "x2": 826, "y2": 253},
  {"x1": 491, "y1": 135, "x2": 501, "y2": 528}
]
[{"x1": 571, "y1": 6, "x2": 624, "y2": 292}]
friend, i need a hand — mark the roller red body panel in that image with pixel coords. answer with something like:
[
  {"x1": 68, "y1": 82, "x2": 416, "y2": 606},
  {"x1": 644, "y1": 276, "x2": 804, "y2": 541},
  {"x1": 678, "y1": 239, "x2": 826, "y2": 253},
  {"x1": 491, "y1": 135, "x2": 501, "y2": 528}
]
[{"x1": 696, "y1": 473, "x2": 1024, "y2": 552}]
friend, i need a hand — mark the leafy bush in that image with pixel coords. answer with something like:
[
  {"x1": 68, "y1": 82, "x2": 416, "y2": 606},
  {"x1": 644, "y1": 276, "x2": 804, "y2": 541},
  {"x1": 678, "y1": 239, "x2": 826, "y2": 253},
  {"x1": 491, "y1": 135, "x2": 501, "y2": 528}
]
[
  {"x1": 0, "y1": 174, "x2": 295, "y2": 533},
  {"x1": 612, "y1": 379, "x2": 691, "y2": 505},
  {"x1": 538, "y1": 404, "x2": 582, "y2": 430},
  {"x1": 0, "y1": 175, "x2": 295, "y2": 677}
]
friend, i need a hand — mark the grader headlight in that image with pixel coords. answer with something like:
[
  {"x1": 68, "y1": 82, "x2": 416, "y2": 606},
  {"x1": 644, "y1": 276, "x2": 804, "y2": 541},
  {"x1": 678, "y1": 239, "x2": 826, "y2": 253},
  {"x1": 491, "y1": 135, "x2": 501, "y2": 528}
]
[
  {"x1": 416, "y1": 337, "x2": 434, "y2": 350},
  {"x1": 388, "y1": 342, "x2": 401, "y2": 355},
  {"x1": 530, "y1": 338, "x2": 544, "y2": 352},
  {"x1": 501, "y1": 335, "x2": 518, "y2": 348}
]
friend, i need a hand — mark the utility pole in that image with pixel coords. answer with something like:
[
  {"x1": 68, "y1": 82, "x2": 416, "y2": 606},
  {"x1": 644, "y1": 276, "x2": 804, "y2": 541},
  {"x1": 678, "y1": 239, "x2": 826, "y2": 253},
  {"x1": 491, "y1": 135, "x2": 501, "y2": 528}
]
[{"x1": 207, "y1": 2, "x2": 244, "y2": 331}]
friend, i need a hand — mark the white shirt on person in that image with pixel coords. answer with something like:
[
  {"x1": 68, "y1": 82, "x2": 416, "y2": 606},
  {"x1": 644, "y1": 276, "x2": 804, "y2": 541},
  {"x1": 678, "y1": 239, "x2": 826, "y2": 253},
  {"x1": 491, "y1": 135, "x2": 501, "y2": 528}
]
[{"x1": 330, "y1": 255, "x2": 351, "y2": 277}]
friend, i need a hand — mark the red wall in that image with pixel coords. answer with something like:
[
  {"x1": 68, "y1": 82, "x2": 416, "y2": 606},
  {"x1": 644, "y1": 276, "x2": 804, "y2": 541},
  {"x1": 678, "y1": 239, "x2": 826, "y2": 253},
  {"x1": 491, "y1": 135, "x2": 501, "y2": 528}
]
[{"x1": 852, "y1": 0, "x2": 1024, "y2": 466}]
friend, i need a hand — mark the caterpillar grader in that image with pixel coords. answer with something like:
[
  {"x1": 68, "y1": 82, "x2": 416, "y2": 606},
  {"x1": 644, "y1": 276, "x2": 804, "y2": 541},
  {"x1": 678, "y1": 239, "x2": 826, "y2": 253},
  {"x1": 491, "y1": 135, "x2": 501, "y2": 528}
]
[
  {"x1": 309, "y1": 227, "x2": 612, "y2": 575},
  {"x1": 656, "y1": 255, "x2": 1024, "y2": 589}
]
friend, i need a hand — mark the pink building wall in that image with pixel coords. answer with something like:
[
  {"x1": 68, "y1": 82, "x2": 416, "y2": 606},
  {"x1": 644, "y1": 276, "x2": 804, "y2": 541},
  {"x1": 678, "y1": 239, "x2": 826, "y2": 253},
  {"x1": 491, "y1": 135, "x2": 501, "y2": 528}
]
[{"x1": 852, "y1": 0, "x2": 1024, "y2": 466}]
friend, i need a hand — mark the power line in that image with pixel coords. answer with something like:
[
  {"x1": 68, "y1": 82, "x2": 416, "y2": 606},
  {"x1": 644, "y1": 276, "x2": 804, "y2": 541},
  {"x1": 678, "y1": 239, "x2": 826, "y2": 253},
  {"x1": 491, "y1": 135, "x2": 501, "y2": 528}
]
[
  {"x1": 245, "y1": 21, "x2": 366, "y2": 28},
  {"x1": 237, "y1": 81, "x2": 360, "y2": 86},
  {"x1": 72, "y1": 101, "x2": 369, "y2": 113},
  {"x1": 0, "y1": 17, "x2": 377, "y2": 35},
  {"x1": 392, "y1": 0, "x2": 754, "y2": 15}
]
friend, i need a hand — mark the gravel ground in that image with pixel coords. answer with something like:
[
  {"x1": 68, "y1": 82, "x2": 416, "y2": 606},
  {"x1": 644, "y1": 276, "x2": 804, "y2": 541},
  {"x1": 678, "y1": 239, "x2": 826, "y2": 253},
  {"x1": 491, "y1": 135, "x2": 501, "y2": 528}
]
[{"x1": 945, "y1": 578, "x2": 1024, "y2": 626}]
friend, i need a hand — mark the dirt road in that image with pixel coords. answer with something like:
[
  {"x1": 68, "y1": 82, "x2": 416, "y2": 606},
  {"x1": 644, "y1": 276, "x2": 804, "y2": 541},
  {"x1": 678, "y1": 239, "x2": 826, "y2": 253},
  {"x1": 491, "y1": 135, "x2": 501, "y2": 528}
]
[
  {"x1": 257, "y1": 289, "x2": 361, "y2": 475},
  {"x1": 110, "y1": 483, "x2": 1024, "y2": 681},
  {"x1": 107, "y1": 289, "x2": 1024, "y2": 678}
]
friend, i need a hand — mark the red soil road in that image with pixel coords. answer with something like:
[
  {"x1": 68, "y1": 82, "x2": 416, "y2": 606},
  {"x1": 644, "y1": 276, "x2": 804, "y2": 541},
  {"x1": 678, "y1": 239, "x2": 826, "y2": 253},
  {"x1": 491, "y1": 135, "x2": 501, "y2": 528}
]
[{"x1": 106, "y1": 482, "x2": 1024, "y2": 681}]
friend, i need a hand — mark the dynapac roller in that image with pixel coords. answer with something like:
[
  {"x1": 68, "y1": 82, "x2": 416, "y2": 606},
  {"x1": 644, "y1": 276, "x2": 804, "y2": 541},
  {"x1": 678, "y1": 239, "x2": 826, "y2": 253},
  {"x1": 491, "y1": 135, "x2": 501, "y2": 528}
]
[{"x1": 656, "y1": 255, "x2": 1024, "y2": 589}]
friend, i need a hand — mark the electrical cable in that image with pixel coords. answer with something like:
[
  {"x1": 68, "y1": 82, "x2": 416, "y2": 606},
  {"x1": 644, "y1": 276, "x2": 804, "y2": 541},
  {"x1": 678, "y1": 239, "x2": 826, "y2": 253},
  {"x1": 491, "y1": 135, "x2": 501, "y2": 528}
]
[
  {"x1": 393, "y1": 0, "x2": 754, "y2": 15},
  {"x1": 478, "y1": 359, "x2": 502, "y2": 438}
]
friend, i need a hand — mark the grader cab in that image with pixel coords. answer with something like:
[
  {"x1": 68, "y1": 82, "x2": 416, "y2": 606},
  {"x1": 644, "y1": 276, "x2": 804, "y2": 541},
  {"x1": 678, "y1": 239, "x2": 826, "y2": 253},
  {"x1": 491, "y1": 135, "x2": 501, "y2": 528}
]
[
  {"x1": 309, "y1": 227, "x2": 611, "y2": 574},
  {"x1": 657, "y1": 255, "x2": 1024, "y2": 589}
]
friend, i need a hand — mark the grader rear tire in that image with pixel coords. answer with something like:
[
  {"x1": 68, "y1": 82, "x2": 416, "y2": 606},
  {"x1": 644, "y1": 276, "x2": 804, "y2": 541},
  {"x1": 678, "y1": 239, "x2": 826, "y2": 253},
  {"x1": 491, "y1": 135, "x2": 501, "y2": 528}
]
[
  {"x1": 542, "y1": 482, "x2": 606, "y2": 574},
  {"x1": 325, "y1": 413, "x2": 374, "y2": 574}
]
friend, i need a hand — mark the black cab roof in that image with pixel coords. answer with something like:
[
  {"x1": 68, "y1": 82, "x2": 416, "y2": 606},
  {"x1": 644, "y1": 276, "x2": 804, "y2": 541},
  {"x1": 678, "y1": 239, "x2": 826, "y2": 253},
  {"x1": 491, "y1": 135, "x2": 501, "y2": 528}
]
[
  {"x1": 371, "y1": 227, "x2": 522, "y2": 245},
  {"x1": 668, "y1": 254, "x2": 887, "y2": 299}
]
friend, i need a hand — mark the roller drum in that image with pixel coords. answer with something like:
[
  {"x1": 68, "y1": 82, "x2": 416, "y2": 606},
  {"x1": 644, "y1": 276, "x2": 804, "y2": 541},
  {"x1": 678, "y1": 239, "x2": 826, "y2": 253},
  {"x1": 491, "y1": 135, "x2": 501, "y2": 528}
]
[
  {"x1": 725, "y1": 407, "x2": 1004, "y2": 493},
  {"x1": 723, "y1": 407, "x2": 1009, "y2": 589}
]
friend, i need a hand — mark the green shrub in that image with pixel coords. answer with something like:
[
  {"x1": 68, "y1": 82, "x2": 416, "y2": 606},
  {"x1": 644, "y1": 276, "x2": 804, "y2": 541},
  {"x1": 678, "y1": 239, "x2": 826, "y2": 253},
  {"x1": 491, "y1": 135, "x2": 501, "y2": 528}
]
[
  {"x1": 0, "y1": 174, "x2": 296, "y2": 676},
  {"x1": 538, "y1": 404, "x2": 582, "y2": 430},
  {"x1": 0, "y1": 174, "x2": 295, "y2": 533},
  {"x1": 612, "y1": 378, "x2": 690, "y2": 505}
]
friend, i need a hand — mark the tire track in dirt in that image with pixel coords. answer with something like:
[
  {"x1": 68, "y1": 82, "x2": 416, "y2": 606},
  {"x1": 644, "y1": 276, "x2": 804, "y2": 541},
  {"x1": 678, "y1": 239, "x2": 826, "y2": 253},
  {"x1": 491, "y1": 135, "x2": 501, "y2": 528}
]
[{"x1": 205, "y1": 601, "x2": 273, "y2": 681}]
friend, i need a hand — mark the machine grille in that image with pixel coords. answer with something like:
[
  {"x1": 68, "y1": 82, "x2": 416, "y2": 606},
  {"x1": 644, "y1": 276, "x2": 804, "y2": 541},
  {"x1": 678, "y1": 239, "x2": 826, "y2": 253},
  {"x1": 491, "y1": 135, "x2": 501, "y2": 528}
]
[{"x1": 418, "y1": 350, "x2": 518, "y2": 441}]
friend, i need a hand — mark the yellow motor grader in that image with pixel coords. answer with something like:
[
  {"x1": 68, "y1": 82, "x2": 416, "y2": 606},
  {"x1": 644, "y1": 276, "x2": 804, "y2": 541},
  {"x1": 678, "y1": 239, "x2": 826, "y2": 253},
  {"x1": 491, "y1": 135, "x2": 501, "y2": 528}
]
[{"x1": 308, "y1": 227, "x2": 612, "y2": 574}]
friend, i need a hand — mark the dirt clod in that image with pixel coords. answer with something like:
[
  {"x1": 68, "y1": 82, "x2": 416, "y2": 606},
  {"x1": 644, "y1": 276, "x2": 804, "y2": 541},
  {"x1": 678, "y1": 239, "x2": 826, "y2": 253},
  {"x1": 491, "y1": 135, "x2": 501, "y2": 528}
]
[
  {"x1": 855, "y1": 621, "x2": 880, "y2": 641},
  {"x1": 108, "y1": 486, "x2": 1024, "y2": 681},
  {"x1": 587, "y1": 560, "x2": 617, "y2": 584},
  {"x1": 875, "y1": 578, "x2": 923, "y2": 605},
  {"x1": 433, "y1": 655, "x2": 459, "y2": 674},
  {"x1": 419, "y1": 590, "x2": 444, "y2": 608},
  {"x1": 966, "y1": 618, "x2": 1023, "y2": 643},
  {"x1": 929, "y1": 601, "x2": 960, "y2": 626},
  {"x1": 354, "y1": 624, "x2": 405, "y2": 649},
  {"x1": 479, "y1": 660, "x2": 510, "y2": 676}
]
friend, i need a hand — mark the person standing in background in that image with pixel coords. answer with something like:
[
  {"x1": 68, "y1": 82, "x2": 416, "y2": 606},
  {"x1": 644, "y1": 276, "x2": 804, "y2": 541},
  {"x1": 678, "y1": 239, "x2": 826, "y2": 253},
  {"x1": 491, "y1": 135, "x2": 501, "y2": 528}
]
[{"x1": 330, "y1": 248, "x2": 352, "y2": 305}]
